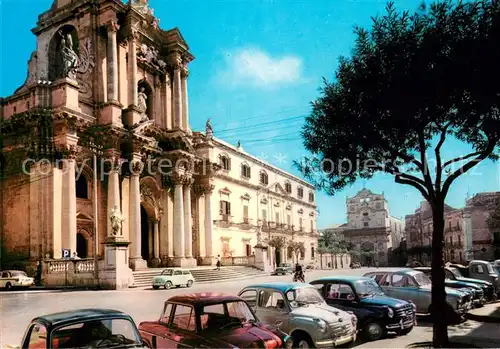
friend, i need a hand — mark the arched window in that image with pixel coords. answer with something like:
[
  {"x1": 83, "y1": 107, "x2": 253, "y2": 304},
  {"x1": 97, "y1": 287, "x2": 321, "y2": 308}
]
[
  {"x1": 297, "y1": 186, "x2": 304, "y2": 199},
  {"x1": 220, "y1": 154, "x2": 231, "y2": 170},
  {"x1": 76, "y1": 173, "x2": 88, "y2": 199},
  {"x1": 285, "y1": 181, "x2": 292, "y2": 193},
  {"x1": 308, "y1": 191, "x2": 315, "y2": 202},
  {"x1": 241, "y1": 163, "x2": 251, "y2": 178},
  {"x1": 259, "y1": 171, "x2": 268, "y2": 185}
]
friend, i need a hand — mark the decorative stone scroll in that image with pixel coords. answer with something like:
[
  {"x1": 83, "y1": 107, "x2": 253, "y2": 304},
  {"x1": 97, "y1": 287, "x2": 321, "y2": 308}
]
[{"x1": 137, "y1": 44, "x2": 167, "y2": 71}]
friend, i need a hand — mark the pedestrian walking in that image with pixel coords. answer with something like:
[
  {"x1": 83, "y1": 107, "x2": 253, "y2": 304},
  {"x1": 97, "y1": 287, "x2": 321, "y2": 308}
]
[
  {"x1": 35, "y1": 260, "x2": 42, "y2": 286},
  {"x1": 216, "y1": 255, "x2": 221, "y2": 270}
]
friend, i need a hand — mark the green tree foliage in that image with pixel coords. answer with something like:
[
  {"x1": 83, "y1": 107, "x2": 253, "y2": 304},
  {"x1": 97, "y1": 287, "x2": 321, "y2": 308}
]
[{"x1": 297, "y1": 1, "x2": 500, "y2": 346}]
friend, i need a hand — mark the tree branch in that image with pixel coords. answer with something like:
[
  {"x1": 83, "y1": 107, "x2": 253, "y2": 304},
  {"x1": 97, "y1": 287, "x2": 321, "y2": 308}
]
[
  {"x1": 442, "y1": 141, "x2": 497, "y2": 198},
  {"x1": 434, "y1": 123, "x2": 451, "y2": 193},
  {"x1": 442, "y1": 151, "x2": 482, "y2": 168},
  {"x1": 418, "y1": 129, "x2": 435, "y2": 198},
  {"x1": 395, "y1": 174, "x2": 431, "y2": 202}
]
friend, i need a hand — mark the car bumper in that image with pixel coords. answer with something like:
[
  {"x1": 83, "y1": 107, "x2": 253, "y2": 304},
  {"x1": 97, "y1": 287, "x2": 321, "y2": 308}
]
[
  {"x1": 315, "y1": 332, "x2": 356, "y2": 348},
  {"x1": 386, "y1": 316, "x2": 416, "y2": 330}
]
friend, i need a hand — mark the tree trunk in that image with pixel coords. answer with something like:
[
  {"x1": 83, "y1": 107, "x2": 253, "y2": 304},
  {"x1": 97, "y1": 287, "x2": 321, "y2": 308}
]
[
  {"x1": 320, "y1": 254, "x2": 323, "y2": 269},
  {"x1": 431, "y1": 199, "x2": 449, "y2": 347}
]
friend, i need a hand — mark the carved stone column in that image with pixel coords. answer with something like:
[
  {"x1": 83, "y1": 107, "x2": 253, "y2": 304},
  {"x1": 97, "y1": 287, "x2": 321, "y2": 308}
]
[
  {"x1": 171, "y1": 55, "x2": 183, "y2": 129},
  {"x1": 152, "y1": 218, "x2": 160, "y2": 267},
  {"x1": 106, "y1": 150, "x2": 121, "y2": 237},
  {"x1": 148, "y1": 219, "x2": 153, "y2": 260},
  {"x1": 129, "y1": 153, "x2": 147, "y2": 270},
  {"x1": 107, "y1": 20, "x2": 119, "y2": 102},
  {"x1": 129, "y1": 30, "x2": 139, "y2": 106},
  {"x1": 172, "y1": 176, "x2": 185, "y2": 260},
  {"x1": 181, "y1": 66, "x2": 189, "y2": 131},
  {"x1": 62, "y1": 152, "x2": 78, "y2": 256},
  {"x1": 184, "y1": 180, "x2": 193, "y2": 258},
  {"x1": 164, "y1": 75, "x2": 172, "y2": 129},
  {"x1": 202, "y1": 184, "x2": 215, "y2": 265}
]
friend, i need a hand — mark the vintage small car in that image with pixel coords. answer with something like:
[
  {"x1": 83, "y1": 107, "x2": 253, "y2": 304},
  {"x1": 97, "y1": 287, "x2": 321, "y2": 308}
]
[
  {"x1": 1, "y1": 270, "x2": 34, "y2": 290},
  {"x1": 274, "y1": 263, "x2": 294, "y2": 275},
  {"x1": 138, "y1": 292, "x2": 293, "y2": 348},
  {"x1": 467, "y1": 260, "x2": 500, "y2": 295},
  {"x1": 152, "y1": 268, "x2": 195, "y2": 290},
  {"x1": 310, "y1": 276, "x2": 416, "y2": 341},
  {"x1": 445, "y1": 264, "x2": 497, "y2": 301},
  {"x1": 364, "y1": 269, "x2": 471, "y2": 324},
  {"x1": 9, "y1": 308, "x2": 146, "y2": 348},
  {"x1": 414, "y1": 267, "x2": 485, "y2": 307},
  {"x1": 238, "y1": 282, "x2": 357, "y2": 348}
]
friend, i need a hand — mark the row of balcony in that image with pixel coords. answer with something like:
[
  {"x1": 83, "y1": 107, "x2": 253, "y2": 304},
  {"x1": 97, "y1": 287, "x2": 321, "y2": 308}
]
[
  {"x1": 409, "y1": 242, "x2": 464, "y2": 249},
  {"x1": 214, "y1": 215, "x2": 318, "y2": 236}
]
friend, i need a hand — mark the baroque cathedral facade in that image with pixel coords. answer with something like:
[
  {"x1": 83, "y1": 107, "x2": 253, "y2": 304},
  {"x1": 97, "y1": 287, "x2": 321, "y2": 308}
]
[{"x1": 0, "y1": 0, "x2": 319, "y2": 273}]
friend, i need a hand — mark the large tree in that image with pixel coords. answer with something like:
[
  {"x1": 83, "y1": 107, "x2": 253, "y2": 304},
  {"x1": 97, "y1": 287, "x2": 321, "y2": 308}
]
[{"x1": 298, "y1": 1, "x2": 500, "y2": 346}]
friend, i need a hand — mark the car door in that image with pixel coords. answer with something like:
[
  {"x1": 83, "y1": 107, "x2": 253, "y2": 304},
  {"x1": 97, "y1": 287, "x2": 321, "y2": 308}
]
[
  {"x1": 323, "y1": 282, "x2": 359, "y2": 314},
  {"x1": 173, "y1": 270, "x2": 183, "y2": 286},
  {"x1": 256, "y1": 289, "x2": 291, "y2": 333},
  {"x1": 159, "y1": 303, "x2": 197, "y2": 348},
  {"x1": 469, "y1": 263, "x2": 487, "y2": 282},
  {"x1": 0, "y1": 271, "x2": 8, "y2": 288},
  {"x1": 239, "y1": 288, "x2": 258, "y2": 312},
  {"x1": 383, "y1": 273, "x2": 405, "y2": 299}
]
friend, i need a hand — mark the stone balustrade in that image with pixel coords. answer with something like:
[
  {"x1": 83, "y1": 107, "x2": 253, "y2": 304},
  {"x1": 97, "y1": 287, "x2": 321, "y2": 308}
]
[
  {"x1": 42, "y1": 258, "x2": 97, "y2": 287},
  {"x1": 220, "y1": 255, "x2": 256, "y2": 266}
]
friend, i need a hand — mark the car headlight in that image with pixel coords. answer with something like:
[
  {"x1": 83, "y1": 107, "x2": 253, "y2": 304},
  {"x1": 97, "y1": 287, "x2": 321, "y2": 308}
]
[
  {"x1": 387, "y1": 307, "x2": 394, "y2": 318},
  {"x1": 284, "y1": 335, "x2": 293, "y2": 349},
  {"x1": 351, "y1": 314, "x2": 357, "y2": 327},
  {"x1": 315, "y1": 319, "x2": 327, "y2": 332},
  {"x1": 409, "y1": 301, "x2": 417, "y2": 311}
]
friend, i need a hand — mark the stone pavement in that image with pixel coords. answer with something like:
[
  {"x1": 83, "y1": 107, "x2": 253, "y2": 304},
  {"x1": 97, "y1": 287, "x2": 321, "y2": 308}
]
[{"x1": 467, "y1": 301, "x2": 500, "y2": 323}]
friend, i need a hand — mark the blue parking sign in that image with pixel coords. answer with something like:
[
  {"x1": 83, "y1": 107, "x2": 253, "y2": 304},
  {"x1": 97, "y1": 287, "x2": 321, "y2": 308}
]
[{"x1": 62, "y1": 249, "x2": 71, "y2": 259}]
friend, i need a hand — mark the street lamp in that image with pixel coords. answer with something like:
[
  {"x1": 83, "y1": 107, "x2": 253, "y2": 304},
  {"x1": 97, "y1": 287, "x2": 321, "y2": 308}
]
[{"x1": 89, "y1": 141, "x2": 103, "y2": 282}]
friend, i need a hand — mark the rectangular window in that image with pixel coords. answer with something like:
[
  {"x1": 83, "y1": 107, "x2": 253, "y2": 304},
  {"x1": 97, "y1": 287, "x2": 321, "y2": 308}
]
[
  {"x1": 363, "y1": 222, "x2": 369, "y2": 227},
  {"x1": 220, "y1": 200, "x2": 231, "y2": 222},
  {"x1": 297, "y1": 187, "x2": 304, "y2": 198},
  {"x1": 299, "y1": 218, "x2": 303, "y2": 230},
  {"x1": 243, "y1": 205, "x2": 249, "y2": 224},
  {"x1": 275, "y1": 212, "x2": 280, "y2": 224},
  {"x1": 262, "y1": 209, "x2": 267, "y2": 223},
  {"x1": 287, "y1": 215, "x2": 291, "y2": 226},
  {"x1": 311, "y1": 247, "x2": 315, "y2": 258},
  {"x1": 310, "y1": 220, "x2": 314, "y2": 232}
]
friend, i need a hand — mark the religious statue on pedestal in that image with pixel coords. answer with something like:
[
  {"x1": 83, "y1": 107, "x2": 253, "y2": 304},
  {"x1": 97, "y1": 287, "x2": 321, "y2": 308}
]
[
  {"x1": 137, "y1": 87, "x2": 149, "y2": 122},
  {"x1": 59, "y1": 31, "x2": 79, "y2": 80},
  {"x1": 205, "y1": 118, "x2": 213, "y2": 140},
  {"x1": 110, "y1": 205, "x2": 124, "y2": 236}
]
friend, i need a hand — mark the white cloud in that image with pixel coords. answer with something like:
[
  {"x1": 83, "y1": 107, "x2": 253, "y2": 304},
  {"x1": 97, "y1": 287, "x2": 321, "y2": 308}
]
[{"x1": 218, "y1": 47, "x2": 304, "y2": 87}]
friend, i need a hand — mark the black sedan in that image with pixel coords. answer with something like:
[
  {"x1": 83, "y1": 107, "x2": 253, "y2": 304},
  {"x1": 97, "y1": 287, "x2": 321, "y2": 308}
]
[{"x1": 311, "y1": 276, "x2": 416, "y2": 341}]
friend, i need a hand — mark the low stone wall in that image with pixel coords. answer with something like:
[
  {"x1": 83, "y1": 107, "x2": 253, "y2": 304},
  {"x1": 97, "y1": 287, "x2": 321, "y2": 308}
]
[{"x1": 42, "y1": 259, "x2": 97, "y2": 287}]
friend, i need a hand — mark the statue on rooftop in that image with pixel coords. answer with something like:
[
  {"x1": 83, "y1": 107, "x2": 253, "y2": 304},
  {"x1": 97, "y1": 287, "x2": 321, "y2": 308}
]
[
  {"x1": 206, "y1": 118, "x2": 214, "y2": 139},
  {"x1": 59, "y1": 31, "x2": 79, "y2": 80}
]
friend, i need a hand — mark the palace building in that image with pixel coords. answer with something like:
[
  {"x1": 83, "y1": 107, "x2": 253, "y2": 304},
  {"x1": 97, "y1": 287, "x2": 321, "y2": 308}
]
[{"x1": 0, "y1": 0, "x2": 318, "y2": 278}]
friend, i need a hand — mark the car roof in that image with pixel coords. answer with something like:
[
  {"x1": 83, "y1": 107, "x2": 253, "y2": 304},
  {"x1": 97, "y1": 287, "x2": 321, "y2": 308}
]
[
  {"x1": 32, "y1": 309, "x2": 131, "y2": 329},
  {"x1": 243, "y1": 282, "x2": 312, "y2": 293},
  {"x1": 414, "y1": 267, "x2": 431, "y2": 271},
  {"x1": 167, "y1": 293, "x2": 242, "y2": 306},
  {"x1": 311, "y1": 276, "x2": 372, "y2": 283}
]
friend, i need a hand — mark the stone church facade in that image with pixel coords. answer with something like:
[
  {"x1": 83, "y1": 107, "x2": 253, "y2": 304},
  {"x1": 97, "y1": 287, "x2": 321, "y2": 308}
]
[{"x1": 0, "y1": 0, "x2": 318, "y2": 277}]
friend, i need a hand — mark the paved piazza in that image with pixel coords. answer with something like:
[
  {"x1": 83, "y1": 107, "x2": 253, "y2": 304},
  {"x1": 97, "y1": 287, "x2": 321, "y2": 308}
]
[{"x1": 1, "y1": 268, "x2": 499, "y2": 348}]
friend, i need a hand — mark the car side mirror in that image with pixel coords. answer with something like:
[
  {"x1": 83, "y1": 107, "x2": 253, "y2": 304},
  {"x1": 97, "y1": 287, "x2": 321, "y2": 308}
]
[{"x1": 275, "y1": 320, "x2": 283, "y2": 328}]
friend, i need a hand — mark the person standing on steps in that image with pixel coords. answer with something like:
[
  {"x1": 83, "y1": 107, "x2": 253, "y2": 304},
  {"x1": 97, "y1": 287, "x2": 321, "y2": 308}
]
[{"x1": 216, "y1": 255, "x2": 221, "y2": 270}]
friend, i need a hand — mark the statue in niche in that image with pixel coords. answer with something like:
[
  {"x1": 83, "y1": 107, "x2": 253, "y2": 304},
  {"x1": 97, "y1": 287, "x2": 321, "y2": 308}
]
[
  {"x1": 110, "y1": 205, "x2": 124, "y2": 236},
  {"x1": 59, "y1": 31, "x2": 79, "y2": 80},
  {"x1": 206, "y1": 118, "x2": 214, "y2": 139},
  {"x1": 137, "y1": 86, "x2": 148, "y2": 121}
]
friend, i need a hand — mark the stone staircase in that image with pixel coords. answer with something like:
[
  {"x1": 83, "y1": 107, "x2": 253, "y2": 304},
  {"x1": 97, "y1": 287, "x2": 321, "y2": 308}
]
[{"x1": 131, "y1": 266, "x2": 265, "y2": 288}]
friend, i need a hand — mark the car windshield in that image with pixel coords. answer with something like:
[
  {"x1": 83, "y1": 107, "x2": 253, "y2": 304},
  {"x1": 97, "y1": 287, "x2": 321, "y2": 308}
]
[
  {"x1": 489, "y1": 263, "x2": 500, "y2": 275},
  {"x1": 280, "y1": 263, "x2": 291, "y2": 267},
  {"x1": 286, "y1": 286, "x2": 325, "y2": 307},
  {"x1": 412, "y1": 272, "x2": 431, "y2": 286},
  {"x1": 161, "y1": 269, "x2": 173, "y2": 276},
  {"x1": 354, "y1": 279, "x2": 384, "y2": 297},
  {"x1": 448, "y1": 267, "x2": 462, "y2": 278},
  {"x1": 201, "y1": 301, "x2": 256, "y2": 331},
  {"x1": 11, "y1": 271, "x2": 27, "y2": 277},
  {"x1": 52, "y1": 318, "x2": 142, "y2": 348}
]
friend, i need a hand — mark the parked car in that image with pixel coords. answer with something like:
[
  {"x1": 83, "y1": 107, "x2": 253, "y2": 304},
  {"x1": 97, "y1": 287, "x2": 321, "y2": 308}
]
[
  {"x1": 9, "y1": 308, "x2": 146, "y2": 349},
  {"x1": 350, "y1": 263, "x2": 361, "y2": 269},
  {"x1": 152, "y1": 268, "x2": 195, "y2": 290},
  {"x1": 0, "y1": 270, "x2": 34, "y2": 290},
  {"x1": 467, "y1": 260, "x2": 500, "y2": 294},
  {"x1": 306, "y1": 262, "x2": 317, "y2": 270},
  {"x1": 238, "y1": 282, "x2": 357, "y2": 348},
  {"x1": 310, "y1": 276, "x2": 416, "y2": 341},
  {"x1": 445, "y1": 265, "x2": 497, "y2": 301},
  {"x1": 274, "y1": 263, "x2": 294, "y2": 275},
  {"x1": 364, "y1": 269, "x2": 471, "y2": 324},
  {"x1": 414, "y1": 267, "x2": 486, "y2": 307},
  {"x1": 138, "y1": 293, "x2": 292, "y2": 348}
]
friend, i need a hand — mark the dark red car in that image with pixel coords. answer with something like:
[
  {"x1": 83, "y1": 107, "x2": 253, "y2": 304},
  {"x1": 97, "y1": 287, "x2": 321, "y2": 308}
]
[{"x1": 139, "y1": 292, "x2": 293, "y2": 349}]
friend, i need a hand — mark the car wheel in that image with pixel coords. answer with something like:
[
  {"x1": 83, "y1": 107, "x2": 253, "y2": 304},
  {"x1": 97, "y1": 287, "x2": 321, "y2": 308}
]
[
  {"x1": 164, "y1": 281, "x2": 173, "y2": 290},
  {"x1": 363, "y1": 321, "x2": 385, "y2": 341},
  {"x1": 292, "y1": 334, "x2": 313, "y2": 349},
  {"x1": 187, "y1": 280, "x2": 193, "y2": 288},
  {"x1": 152, "y1": 286, "x2": 159, "y2": 290},
  {"x1": 5, "y1": 282, "x2": 12, "y2": 291},
  {"x1": 397, "y1": 326, "x2": 413, "y2": 336}
]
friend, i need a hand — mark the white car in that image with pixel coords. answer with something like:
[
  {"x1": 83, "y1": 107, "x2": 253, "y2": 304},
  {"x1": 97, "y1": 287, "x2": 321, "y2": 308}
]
[
  {"x1": 1, "y1": 270, "x2": 34, "y2": 290},
  {"x1": 152, "y1": 268, "x2": 195, "y2": 290}
]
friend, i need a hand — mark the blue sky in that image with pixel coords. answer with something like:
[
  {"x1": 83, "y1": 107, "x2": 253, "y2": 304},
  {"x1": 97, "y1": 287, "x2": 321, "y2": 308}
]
[{"x1": 1, "y1": 0, "x2": 498, "y2": 228}]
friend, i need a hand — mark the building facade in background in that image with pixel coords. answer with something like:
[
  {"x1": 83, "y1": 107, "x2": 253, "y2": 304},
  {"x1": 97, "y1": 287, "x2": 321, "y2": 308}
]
[
  {"x1": 322, "y1": 189, "x2": 404, "y2": 266},
  {"x1": 405, "y1": 192, "x2": 500, "y2": 264},
  {"x1": 0, "y1": 0, "x2": 318, "y2": 272}
]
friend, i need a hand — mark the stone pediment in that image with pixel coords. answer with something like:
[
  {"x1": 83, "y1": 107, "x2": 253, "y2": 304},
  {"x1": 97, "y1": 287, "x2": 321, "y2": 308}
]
[
  {"x1": 240, "y1": 193, "x2": 251, "y2": 201},
  {"x1": 271, "y1": 181, "x2": 288, "y2": 195},
  {"x1": 219, "y1": 187, "x2": 231, "y2": 195},
  {"x1": 261, "y1": 197, "x2": 268, "y2": 204},
  {"x1": 76, "y1": 212, "x2": 93, "y2": 221}
]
